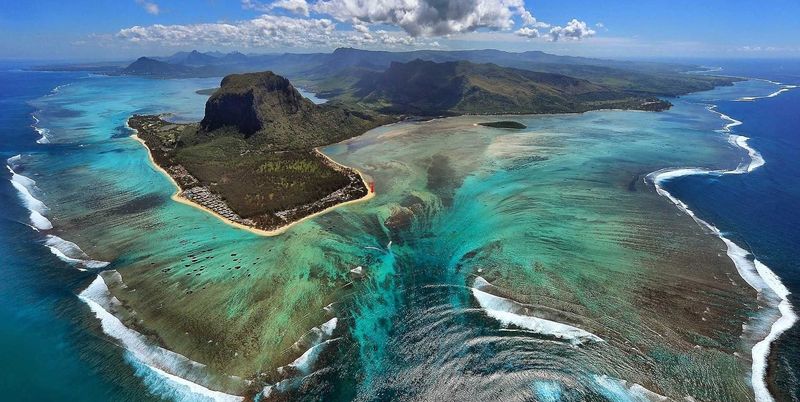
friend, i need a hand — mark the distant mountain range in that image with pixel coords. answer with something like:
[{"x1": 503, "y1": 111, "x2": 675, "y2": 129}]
[
  {"x1": 35, "y1": 47, "x2": 735, "y2": 101},
  {"x1": 111, "y1": 48, "x2": 738, "y2": 117}
]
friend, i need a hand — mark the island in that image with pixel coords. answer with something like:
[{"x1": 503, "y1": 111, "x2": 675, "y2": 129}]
[{"x1": 478, "y1": 121, "x2": 527, "y2": 129}]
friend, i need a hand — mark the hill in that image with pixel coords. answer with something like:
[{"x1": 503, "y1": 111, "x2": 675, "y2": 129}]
[
  {"x1": 199, "y1": 71, "x2": 390, "y2": 150},
  {"x1": 121, "y1": 57, "x2": 194, "y2": 76},
  {"x1": 351, "y1": 59, "x2": 669, "y2": 115}
]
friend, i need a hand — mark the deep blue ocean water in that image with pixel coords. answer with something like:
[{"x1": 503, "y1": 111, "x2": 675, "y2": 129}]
[
  {"x1": 0, "y1": 70, "x2": 162, "y2": 400},
  {"x1": 0, "y1": 60, "x2": 798, "y2": 400},
  {"x1": 665, "y1": 62, "x2": 800, "y2": 400}
]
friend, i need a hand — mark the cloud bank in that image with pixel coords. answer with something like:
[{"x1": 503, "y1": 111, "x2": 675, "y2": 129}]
[
  {"x1": 117, "y1": 15, "x2": 336, "y2": 47},
  {"x1": 113, "y1": 0, "x2": 596, "y2": 49},
  {"x1": 312, "y1": 0, "x2": 537, "y2": 37}
]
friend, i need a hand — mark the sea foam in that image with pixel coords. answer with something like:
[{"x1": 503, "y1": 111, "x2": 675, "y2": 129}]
[
  {"x1": 736, "y1": 82, "x2": 796, "y2": 102},
  {"x1": 594, "y1": 375, "x2": 669, "y2": 401},
  {"x1": 262, "y1": 316, "x2": 339, "y2": 396},
  {"x1": 34, "y1": 127, "x2": 51, "y2": 144},
  {"x1": 79, "y1": 274, "x2": 244, "y2": 401},
  {"x1": 44, "y1": 235, "x2": 109, "y2": 269},
  {"x1": 471, "y1": 276, "x2": 602, "y2": 345},
  {"x1": 6, "y1": 162, "x2": 53, "y2": 230},
  {"x1": 7, "y1": 157, "x2": 113, "y2": 270},
  {"x1": 646, "y1": 90, "x2": 796, "y2": 402}
]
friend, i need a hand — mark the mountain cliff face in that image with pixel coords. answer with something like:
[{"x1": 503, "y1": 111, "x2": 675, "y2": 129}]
[
  {"x1": 199, "y1": 71, "x2": 393, "y2": 150},
  {"x1": 201, "y1": 72, "x2": 309, "y2": 136}
]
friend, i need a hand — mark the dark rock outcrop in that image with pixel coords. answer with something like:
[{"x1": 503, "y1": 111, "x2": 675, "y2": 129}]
[{"x1": 199, "y1": 71, "x2": 394, "y2": 150}]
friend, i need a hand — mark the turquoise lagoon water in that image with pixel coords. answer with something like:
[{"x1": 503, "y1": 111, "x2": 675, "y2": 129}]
[{"x1": 1, "y1": 67, "x2": 797, "y2": 401}]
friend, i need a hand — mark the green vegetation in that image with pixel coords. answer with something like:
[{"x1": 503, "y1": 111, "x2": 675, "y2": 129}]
[
  {"x1": 126, "y1": 57, "x2": 738, "y2": 231},
  {"x1": 112, "y1": 48, "x2": 739, "y2": 100},
  {"x1": 347, "y1": 59, "x2": 671, "y2": 115},
  {"x1": 128, "y1": 72, "x2": 393, "y2": 230},
  {"x1": 200, "y1": 72, "x2": 394, "y2": 150}
]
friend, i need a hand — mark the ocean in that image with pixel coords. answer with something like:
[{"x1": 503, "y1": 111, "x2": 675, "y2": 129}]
[
  {"x1": 664, "y1": 61, "x2": 800, "y2": 401},
  {"x1": 0, "y1": 61, "x2": 797, "y2": 401}
]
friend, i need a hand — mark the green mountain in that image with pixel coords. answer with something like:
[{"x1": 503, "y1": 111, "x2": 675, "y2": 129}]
[
  {"x1": 108, "y1": 48, "x2": 737, "y2": 99},
  {"x1": 125, "y1": 54, "x2": 736, "y2": 231},
  {"x1": 351, "y1": 59, "x2": 669, "y2": 115},
  {"x1": 121, "y1": 57, "x2": 194, "y2": 76},
  {"x1": 199, "y1": 71, "x2": 392, "y2": 150}
]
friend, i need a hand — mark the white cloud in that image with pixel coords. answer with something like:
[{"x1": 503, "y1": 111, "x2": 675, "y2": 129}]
[
  {"x1": 136, "y1": 0, "x2": 160, "y2": 15},
  {"x1": 115, "y1": 13, "x2": 432, "y2": 49},
  {"x1": 352, "y1": 20, "x2": 371, "y2": 34},
  {"x1": 548, "y1": 19, "x2": 595, "y2": 41},
  {"x1": 114, "y1": 1, "x2": 600, "y2": 50},
  {"x1": 242, "y1": 0, "x2": 310, "y2": 17},
  {"x1": 312, "y1": 0, "x2": 537, "y2": 37},
  {"x1": 116, "y1": 15, "x2": 337, "y2": 48},
  {"x1": 515, "y1": 27, "x2": 539, "y2": 38}
]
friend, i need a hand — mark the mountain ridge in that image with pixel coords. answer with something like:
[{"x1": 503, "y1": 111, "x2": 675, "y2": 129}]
[{"x1": 94, "y1": 48, "x2": 739, "y2": 98}]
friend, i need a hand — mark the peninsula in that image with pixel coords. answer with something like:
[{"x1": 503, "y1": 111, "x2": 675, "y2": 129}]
[
  {"x1": 129, "y1": 56, "x2": 738, "y2": 234},
  {"x1": 129, "y1": 71, "x2": 392, "y2": 233}
]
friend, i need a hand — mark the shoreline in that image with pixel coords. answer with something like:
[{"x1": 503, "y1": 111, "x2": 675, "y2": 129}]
[
  {"x1": 130, "y1": 133, "x2": 374, "y2": 237},
  {"x1": 646, "y1": 81, "x2": 796, "y2": 401}
]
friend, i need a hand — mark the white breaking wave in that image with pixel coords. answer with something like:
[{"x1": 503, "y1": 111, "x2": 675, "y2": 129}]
[
  {"x1": 7, "y1": 157, "x2": 112, "y2": 270},
  {"x1": 263, "y1": 316, "x2": 339, "y2": 397},
  {"x1": 6, "y1": 163, "x2": 53, "y2": 230},
  {"x1": 594, "y1": 375, "x2": 670, "y2": 401},
  {"x1": 750, "y1": 259, "x2": 797, "y2": 402},
  {"x1": 737, "y1": 81, "x2": 796, "y2": 101},
  {"x1": 31, "y1": 112, "x2": 52, "y2": 143},
  {"x1": 7, "y1": 154, "x2": 22, "y2": 168},
  {"x1": 730, "y1": 135, "x2": 765, "y2": 173},
  {"x1": 471, "y1": 276, "x2": 603, "y2": 345},
  {"x1": 79, "y1": 274, "x2": 244, "y2": 402},
  {"x1": 44, "y1": 235, "x2": 109, "y2": 269},
  {"x1": 34, "y1": 127, "x2": 50, "y2": 144},
  {"x1": 706, "y1": 105, "x2": 766, "y2": 174},
  {"x1": 646, "y1": 92, "x2": 796, "y2": 402},
  {"x1": 289, "y1": 317, "x2": 338, "y2": 354},
  {"x1": 288, "y1": 338, "x2": 338, "y2": 375}
]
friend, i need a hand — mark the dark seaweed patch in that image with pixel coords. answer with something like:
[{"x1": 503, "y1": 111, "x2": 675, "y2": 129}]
[
  {"x1": 105, "y1": 193, "x2": 166, "y2": 215},
  {"x1": 111, "y1": 124, "x2": 134, "y2": 139}
]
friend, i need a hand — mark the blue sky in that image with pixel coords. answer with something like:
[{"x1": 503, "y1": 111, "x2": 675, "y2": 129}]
[{"x1": 2, "y1": 0, "x2": 799, "y2": 61}]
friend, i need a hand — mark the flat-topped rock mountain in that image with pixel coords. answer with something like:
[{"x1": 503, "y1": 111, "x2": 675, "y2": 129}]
[
  {"x1": 199, "y1": 71, "x2": 391, "y2": 150},
  {"x1": 200, "y1": 72, "x2": 307, "y2": 136}
]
